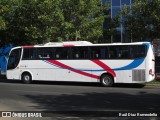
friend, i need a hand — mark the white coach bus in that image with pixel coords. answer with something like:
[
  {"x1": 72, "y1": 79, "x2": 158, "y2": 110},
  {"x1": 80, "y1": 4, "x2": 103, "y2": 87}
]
[{"x1": 6, "y1": 41, "x2": 155, "y2": 87}]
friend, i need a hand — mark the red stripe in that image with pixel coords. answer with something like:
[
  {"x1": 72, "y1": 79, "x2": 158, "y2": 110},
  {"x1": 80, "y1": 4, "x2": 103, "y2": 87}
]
[
  {"x1": 47, "y1": 60, "x2": 99, "y2": 79},
  {"x1": 23, "y1": 46, "x2": 34, "y2": 48},
  {"x1": 63, "y1": 44, "x2": 75, "y2": 47},
  {"x1": 91, "y1": 60, "x2": 116, "y2": 77}
]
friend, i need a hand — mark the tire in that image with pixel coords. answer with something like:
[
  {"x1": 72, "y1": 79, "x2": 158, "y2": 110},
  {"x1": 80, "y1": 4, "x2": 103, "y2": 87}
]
[
  {"x1": 100, "y1": 74, "x2": 114, "y2": 87},
  {"x1": 21, "y1": 73, "x2": 32, "y2": 84}
]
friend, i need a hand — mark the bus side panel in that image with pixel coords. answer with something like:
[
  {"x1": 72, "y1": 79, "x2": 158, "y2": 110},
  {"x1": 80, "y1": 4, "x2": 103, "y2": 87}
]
[
  {"x1": 115, "y1": 70, "x2": 132, "y2": 83},
  {"x1": 19, "y1": 60, "x2": 100, "y2": 82},
  {"x1": 91, "y1": 60, "x2": 134, "y2": 83},
  {"x1": 58, "y1": 60, "x2": 100, "y2": 82},
  {"x1": 7, "y1": 69, "x2": 22, "y2": 80},
  {"x1": 98, "y1": 60, "x2": 146, "y2": 83}
]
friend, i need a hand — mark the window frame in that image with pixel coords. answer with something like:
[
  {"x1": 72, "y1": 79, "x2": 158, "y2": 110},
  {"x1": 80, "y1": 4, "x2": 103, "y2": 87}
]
[{"x1": 21, "y1": 45, "x2": 147, "y2": 60}]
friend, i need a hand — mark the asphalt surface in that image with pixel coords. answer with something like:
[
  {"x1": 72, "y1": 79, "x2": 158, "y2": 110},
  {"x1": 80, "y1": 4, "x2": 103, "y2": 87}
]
[{"x1": 0, "y1": 79, "x2": 160, "y2": 120}]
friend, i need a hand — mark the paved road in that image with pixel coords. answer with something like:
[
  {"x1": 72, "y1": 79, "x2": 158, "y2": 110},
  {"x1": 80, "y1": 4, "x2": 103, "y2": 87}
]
[{"x1": 0, "y1": 79, "x2": 160, "y2": 120}]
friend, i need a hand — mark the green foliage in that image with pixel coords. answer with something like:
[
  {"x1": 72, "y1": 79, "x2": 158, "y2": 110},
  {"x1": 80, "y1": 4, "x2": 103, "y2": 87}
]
[
  {"x1": 122, "y1": 0, "x2": 160, "y2": 42},
  {"x1": 0, "y1": 0, "x2": 108, "y2": 45},
  {"x1": 0, "y1": 0, "x2": 9, "y2": 30}
]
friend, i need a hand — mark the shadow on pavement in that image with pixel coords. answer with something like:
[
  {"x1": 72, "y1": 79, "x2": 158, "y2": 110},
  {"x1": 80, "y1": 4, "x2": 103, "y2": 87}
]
[{"x1": 22, "y1": 92, "x2": 160, "y2": 118}]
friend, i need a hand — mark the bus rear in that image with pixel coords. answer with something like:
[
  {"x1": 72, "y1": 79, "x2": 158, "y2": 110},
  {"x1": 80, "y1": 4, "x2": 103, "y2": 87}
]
[{"x1": 145, "y1": 43, "x2": 155, "y2": 82}]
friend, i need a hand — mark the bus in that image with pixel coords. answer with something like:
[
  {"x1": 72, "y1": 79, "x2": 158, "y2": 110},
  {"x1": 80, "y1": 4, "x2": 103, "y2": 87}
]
[{"x1": 6, "y1": 41, "x2": 155, "y2": 87}]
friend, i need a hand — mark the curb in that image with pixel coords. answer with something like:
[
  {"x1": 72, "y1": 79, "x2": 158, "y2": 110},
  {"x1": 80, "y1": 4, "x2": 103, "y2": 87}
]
[{"x1": 145, "y1": 84, "x2": 160, "y2": 88}]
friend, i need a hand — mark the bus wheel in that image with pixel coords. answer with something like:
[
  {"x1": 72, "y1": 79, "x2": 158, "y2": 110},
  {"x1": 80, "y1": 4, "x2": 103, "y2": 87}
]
[
  {"x1": 100, "y1": 74, "x2": 114, "y2": 87},
  {"x1": 22, "y1": 73, "x2": 32, "y2": 84}
]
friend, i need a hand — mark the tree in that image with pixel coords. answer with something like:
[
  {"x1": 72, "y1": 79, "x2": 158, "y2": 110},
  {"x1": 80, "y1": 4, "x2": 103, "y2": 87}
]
[
  {"x1": 59, "y1": 0, "x2": 108, "y2": 43},
  {"x1": 0, "y1": 0, "x2": 109, "y2": 45},
  {"x1": 0, "y1": 0, "x2": 10, "y2": 45},
  {"x1": 122, "y1": 0, "x2": 160, "y2": 42},
  {"x1": 3, "y1": 0, "x2": 64, "y2": 45}
]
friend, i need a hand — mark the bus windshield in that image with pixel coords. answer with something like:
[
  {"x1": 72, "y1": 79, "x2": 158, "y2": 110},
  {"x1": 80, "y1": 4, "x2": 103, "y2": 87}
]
[{"x1": 7, "y1": 48, "x2": 22, "y2": 70}]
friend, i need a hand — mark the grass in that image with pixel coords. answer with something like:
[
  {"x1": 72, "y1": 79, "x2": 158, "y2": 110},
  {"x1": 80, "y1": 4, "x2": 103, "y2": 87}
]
[{"x1": 146, "y1": 80, "x2": 160, "y2": 84}]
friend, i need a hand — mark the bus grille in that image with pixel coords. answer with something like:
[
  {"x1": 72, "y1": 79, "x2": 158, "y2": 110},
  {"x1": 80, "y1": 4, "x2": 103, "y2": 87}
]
[{"x1": 132, "y1": 70, "x2": 145, "y2": 81}]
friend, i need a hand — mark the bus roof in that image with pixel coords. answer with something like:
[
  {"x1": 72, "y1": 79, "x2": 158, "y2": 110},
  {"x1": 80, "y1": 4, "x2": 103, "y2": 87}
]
[
  {"x1": 12, "y1": 41, "x2": 150, "y2": 49},
  {"x1": 93, "y1": 42, "x2": 150, "y2": 46},
  {"x1": 35, "y1": 41, "x2": 93, "y2": 47}
]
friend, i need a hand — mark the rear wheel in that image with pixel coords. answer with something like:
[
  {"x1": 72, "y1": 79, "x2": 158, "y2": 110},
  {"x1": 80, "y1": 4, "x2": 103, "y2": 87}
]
[
  {"x1": 100, "y1": 74, "x2": 114, "y2": 87},
  {"x1": 21, "y1": 73, "x2": 32, "y2": 84}
]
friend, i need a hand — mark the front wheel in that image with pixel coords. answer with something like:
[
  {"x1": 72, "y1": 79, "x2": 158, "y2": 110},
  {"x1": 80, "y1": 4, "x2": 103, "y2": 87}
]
[
  {"x1": 21, "y1": 73, "x2": 32, "y2": 84},
  {"x1": 100, "y1": 74, "x2": 114, "y2": 87}
]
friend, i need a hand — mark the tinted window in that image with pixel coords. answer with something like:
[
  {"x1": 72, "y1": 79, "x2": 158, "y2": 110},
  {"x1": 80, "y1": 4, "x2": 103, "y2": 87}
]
[
  {"x1": 71, "y1": 47, "x2": 89, "y2": 59},
  {"x1": 22, "y1": 48, "x2": 37, "y2": 60},
  {"x1": 108, "y1": 45, "x2": 146, "y2": 59},
  {"x1": 130, "y1": 45, "x2": 146, "y2": 59},
  {"x1": 109, "y1": 46, "x2": 130, "y2": 59},
  {"x1": 54, "y1": 47, "x2": 71, "y2": 59},
  {"x1": 90, "y1": 46, "x2": 109, "y2": 59},
  {"x1": 37, "y1": 48, "x2": 53, "y2": 59},
  {"x1": 21, "y1": 45, "x2": 146, "y2": 60}
]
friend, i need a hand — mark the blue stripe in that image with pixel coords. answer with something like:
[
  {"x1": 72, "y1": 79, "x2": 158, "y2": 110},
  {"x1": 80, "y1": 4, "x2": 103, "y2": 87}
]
[{"x1": 113, "y1": 58, "x2": 144, "y2": 71}]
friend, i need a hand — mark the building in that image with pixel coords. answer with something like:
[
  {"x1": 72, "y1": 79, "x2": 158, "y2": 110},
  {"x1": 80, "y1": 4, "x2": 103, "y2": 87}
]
[{"x1": 103, "y1": 0, "x2": 133, "y2": 43}]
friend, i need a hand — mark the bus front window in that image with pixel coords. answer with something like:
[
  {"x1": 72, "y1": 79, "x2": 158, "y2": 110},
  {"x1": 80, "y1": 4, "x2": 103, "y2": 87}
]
[{"x1": 7, "y1": 48, "x2": 22, "y2": 70}]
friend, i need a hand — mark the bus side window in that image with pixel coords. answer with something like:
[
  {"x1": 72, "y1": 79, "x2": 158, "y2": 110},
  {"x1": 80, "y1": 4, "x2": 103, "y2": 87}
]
[
  {"x1": 121, "y1": 51, "x2": 128, "y2": 58},
  {"x1": 54, "y1": 48, "x2": 60, "y2": 59},
  {"x1": 37, "y1": 48, "x2": 52, "y2": 59},
  {"x1": 72, "y1": 47, "x2": 89, "y2": 59},
  {"x1": 84, "y1": 47, "x2": 90, "y2": 59},
  {"x1": 72, "y1": 47, "x2": 80, "y2": 59},
  {"x1": 23, "y1": 48, "x2": 36, "y2": 60},
  {"x1": 54, "y1": 47, "x2": 71, "y2": 59},
  {"x1": 109, "y1": 47, "x2": 117, "y2": 59},
  {"x1": 100, "y1": 48, "x2": 109, "y2": 59},
  {"x1": 90, "y1": 47, "x2": 100, "y2": 59},
  {"x1": 130, "y1": 45, "x2": 146, "y2": 59},
  {"x1": 92, "y1": 51, "x2": 99, "y2": 59}
]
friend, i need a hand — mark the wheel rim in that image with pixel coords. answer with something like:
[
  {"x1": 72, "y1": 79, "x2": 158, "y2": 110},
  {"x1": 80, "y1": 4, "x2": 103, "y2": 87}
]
[
  {"x1": 24, "y1": 75, "x2": 30, "y2": 81},
  {"x1": 103, "y1": 76, "x2": 111, "y2": 85}
]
